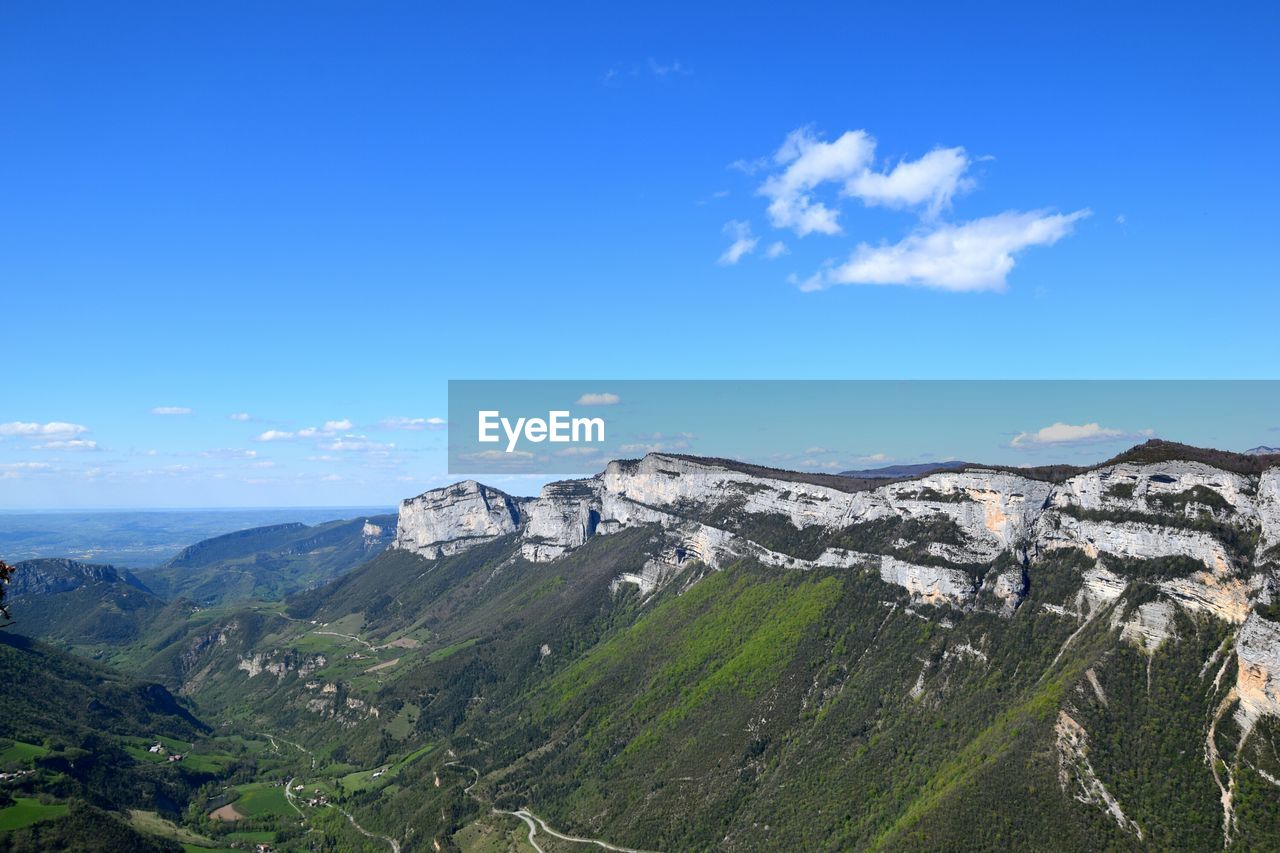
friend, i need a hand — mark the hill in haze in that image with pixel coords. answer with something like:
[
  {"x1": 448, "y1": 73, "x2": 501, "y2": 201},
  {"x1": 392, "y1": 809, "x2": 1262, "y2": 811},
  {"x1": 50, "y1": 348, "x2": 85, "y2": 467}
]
[{"x1": 136, "y1": 513, "x2": 396, "y2": 605}]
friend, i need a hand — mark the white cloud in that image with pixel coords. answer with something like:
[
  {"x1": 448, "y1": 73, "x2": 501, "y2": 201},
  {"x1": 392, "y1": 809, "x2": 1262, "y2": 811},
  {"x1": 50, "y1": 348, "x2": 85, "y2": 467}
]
[
  {"x1": 846, "y1": 146, "x2": 973, "y2": 219},
  {"x1": 555, "y1": 446, "x2": 602, "y2": 457},
  {"x1": 379, "y1": 416, "x2": 446, "y2": 431},
  {"x1": 201, "y1": 448, "x2": 258, "y2": 459},
  {"x1": 797, "y1": 209, "x2": 1089, "y2": 293},
  {"x1": 1010, "y1": 422, "x2": 1142, "y2": 448},
  {"x1": 0, "y1": 462, "x2": 52, "y2": 472},
  {"x1": 150, "y1": 406, "x2": 192, "y2": 415},
  {"x1": 856, "y1": 452, "x2": 891, "y2": 463},
  {"x1": 760, "y1": 128, "x2": 875, "y2": 235},
  {"x1": 737, "y1": 127, "x2": 1087, "y2": 294},
  {"x1": 263, "y1": 420, "x2": 356, "y2": 441},
  {"x1": 324, "y1": 438, "x2": 395, "y2": 453},
  {"x1": 229, "y1": 412, "x2": 251, "y2": 421},
  {"x1": 34, "y1": 439, "x2": 100, "y2": 451},
  {"x1": 717, "y1": 220, "x2": 759, "y2": 265},
  {"x1": 0, "y1": 421, "x2": 88, "y2": 438},
  {"x1": 576, "y1": 393, "x2": 620, "y2": 406},
  {"x1": 320, "y1": 474, "x2": 343, "y2": 482}
]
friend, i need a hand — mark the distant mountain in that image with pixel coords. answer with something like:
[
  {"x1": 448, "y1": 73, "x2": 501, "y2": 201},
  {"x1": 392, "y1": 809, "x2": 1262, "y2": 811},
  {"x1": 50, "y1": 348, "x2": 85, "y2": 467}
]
[
  {"x1": 1245, "y1": 445, "x2": 1280, "y2": 455},
  {"x1": 136, "y1": 514, "x2": 397, "y2": 605},
  {"x1": 838, "y1": 460, "x2": 968, "y2": 479},
  {"x1": 8, "y1": 558, "x2": 170, "y2": 653},
  {"x1": 0, "y1": 506, "x2": 394, "y2": 567}
]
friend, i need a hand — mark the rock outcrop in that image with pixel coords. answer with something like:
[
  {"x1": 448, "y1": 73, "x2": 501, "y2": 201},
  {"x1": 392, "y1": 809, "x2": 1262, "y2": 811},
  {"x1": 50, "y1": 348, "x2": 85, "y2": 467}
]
[
  {"x1": 393, "y1": 480, "x2": 525, "y2": 558},
  {"x1": 392, "y1": 447, "x2": 1277, "y2": 625},
  {"x1": 1235, "y1": 613, "x2": 1280, "y2": 729}
]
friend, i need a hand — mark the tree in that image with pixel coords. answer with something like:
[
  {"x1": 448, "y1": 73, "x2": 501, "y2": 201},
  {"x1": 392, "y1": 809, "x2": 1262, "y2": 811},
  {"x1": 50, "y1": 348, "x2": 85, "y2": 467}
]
[{"x1": 0, "y1": 558, "x2": 15, "y2": 622}]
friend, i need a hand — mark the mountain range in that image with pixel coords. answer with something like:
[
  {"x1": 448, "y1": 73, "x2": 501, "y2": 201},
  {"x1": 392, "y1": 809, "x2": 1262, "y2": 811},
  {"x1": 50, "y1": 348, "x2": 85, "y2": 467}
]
[{"x1": 3, "y1": 439, "x2": 1280, "y2": 851}]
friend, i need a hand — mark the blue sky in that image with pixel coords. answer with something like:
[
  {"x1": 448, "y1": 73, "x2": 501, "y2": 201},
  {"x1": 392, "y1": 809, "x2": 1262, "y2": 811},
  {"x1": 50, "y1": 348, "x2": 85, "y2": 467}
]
[{"x1": 2, "y1": 2, "x2": 1277, "y2": 507}]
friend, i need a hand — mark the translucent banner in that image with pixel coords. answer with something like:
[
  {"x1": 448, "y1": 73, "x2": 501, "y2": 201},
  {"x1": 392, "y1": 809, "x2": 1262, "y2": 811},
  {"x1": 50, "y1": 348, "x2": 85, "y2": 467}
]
[{"x1": 447, "y1": 380, "x2": 1280, "y2": 475}]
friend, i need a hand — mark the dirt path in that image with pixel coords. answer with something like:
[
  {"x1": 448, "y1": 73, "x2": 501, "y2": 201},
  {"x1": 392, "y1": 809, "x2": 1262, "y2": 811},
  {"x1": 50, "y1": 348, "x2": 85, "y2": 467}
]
[
  {"x1": 253, "y1": 730, "x2": 316, "y2": 769},
  {"x1": 327, "y1": 802, "x2": 401, "y2": 853},
  {"x1": 283, "y1": 777, "x2": 305, "y2": 818},
  {"x1": 312, "y1": 630, "x2": 376, "y2": 651}
]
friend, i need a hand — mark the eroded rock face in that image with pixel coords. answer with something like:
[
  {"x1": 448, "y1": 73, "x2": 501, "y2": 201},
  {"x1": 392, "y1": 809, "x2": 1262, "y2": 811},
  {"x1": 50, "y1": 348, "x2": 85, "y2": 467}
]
[
  {"x1": 1121, "y1": 600, "x2": 1177, "y2": 653},
  {"x1": 1235, "y1": 614, "x2": 1280, "y2": 729},
  {"x1": 391, "y1": 453, "x2": 1278, "y2": 626},
  {"x1": 520, "y1": 480, "x2": 602, "y2": 562},
  {"x1": 394, "y1": 480, "x2": 525, "y2": 558},
  {"x1": 1038, "y1": 514, "x2": 1233, "y2": 574},
  {"x1": 1259, "y1": 469, "x2": 1280, "y2": 557},
  {"x1": 879, "y1": 558, "x2": 975, "y2": 607}
]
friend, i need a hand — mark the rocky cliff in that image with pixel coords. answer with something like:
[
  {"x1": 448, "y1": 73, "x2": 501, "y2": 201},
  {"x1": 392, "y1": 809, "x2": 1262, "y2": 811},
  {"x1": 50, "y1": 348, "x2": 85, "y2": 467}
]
[
  {"x1": 396, "y1": 445, "x2": 1278, "y2": 618},
  {"x1": 392, "y1": 480, "x2": 526, "y2": 558},
  {"x1": 393, "y1": 444, "x2": 1280, "y2": 789}
]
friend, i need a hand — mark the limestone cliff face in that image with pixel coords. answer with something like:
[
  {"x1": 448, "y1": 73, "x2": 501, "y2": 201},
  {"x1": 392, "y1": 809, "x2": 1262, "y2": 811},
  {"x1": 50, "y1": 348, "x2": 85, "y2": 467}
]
[
  {"x1": 1259, "y1": 468, "x2": 1280, "y2": 555},
  {"x1": 391, "y1": 452, "x2": 1277, "y2": 620},
  {"x1": 390, "y1": 449, "x2": 1280, "y2": 753},
  {"x1": 393, "y1": 480, "x2": 525, "y2": 559}
]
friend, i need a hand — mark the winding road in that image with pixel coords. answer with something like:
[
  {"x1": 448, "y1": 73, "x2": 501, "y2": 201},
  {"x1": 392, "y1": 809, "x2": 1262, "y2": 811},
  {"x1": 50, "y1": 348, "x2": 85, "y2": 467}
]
[
  {"x1": 444, "y1": 761, "x2": 653, "y2": 853},
  {"x1": 260, "y1": 732, "x2": 399, "y2": 852}
]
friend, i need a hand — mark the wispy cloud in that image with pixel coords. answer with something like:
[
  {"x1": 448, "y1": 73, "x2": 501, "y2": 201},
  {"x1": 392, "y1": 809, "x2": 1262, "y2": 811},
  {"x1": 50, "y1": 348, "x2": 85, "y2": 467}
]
[
  {"x1": 604, "y1": 58, "x2": 691, "y2": 86},
  {"x1": 229, "y1": 412, "x2": 252, "y2": 421},
  {"x1": 764, "y1": 241, "x2": 789, "y2": 259},
  {"x1": 33, "y1": 439, "x2": 100, "y2": 451},
  {"x1": 256, "y1": 419, "x2": 354, "y2": 441},
  {"x1": 379, "y1": 416, "x2": 446, "y2": 431},
  {"x1": 647, "y1": 57, "x2": 689, "y2": 78},
  {"x1": 576, "y1": 393, "x2": 620, "y2": 406},
  {"x1": 554, "y1": 446, "x2": 602, "y2": 457},
  {"x1": 323, "y1": 438, "x2": 395, "y2": 454},
  {"x1": 717, "y1": 220, "x2": 759, "y2": 265},
  {"x1": 0, "y1": 421, "x2": 88, "y2": 438},
  {"x1": 795, "y1": 210, "x2": 1090, "y2": 293},
  {"x1": 0, "y1": 462, "x2": 53, "y2": 479},
  {"x1": 619, "y1": 432, "x2": 694, "y2": 454},
  {"x1": 150, "y1": 406, "x2": 192, "y2": 415},
  {"x1": 201, "y1": 448, "x2": 259, "y2": 459},
  {"x1": 1009, "y1": 422, "x2": 1150, "y2": 448}
]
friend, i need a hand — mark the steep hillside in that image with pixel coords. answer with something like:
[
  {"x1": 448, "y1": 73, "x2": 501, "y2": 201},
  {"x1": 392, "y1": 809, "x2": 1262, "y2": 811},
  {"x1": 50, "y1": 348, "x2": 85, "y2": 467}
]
[
  {"x1": 0, "y1": 632, "x2": 213, "y2": 850},
  {"x1": 138, "y1": 513, "x2": 396, "y2": 604},
  {"x1": 7, "y1": 558, "x2": 170, "y2": 655},
  {"x1": 146, "y1": 442, "x2": 1280, "y2": 851}
]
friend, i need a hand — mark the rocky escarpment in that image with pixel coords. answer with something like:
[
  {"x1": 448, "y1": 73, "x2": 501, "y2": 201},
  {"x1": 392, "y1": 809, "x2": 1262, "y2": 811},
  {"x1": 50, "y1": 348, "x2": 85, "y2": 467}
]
[
  {"x1": 392, "y1": 480, "x2": 527, "y2": 558},
  {"x1": 393, "y1": 446, "x2": 1280, "y2": 772},
  {"x1": 395, "y1": 449, "x2": 1280, "y2": 619}
]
